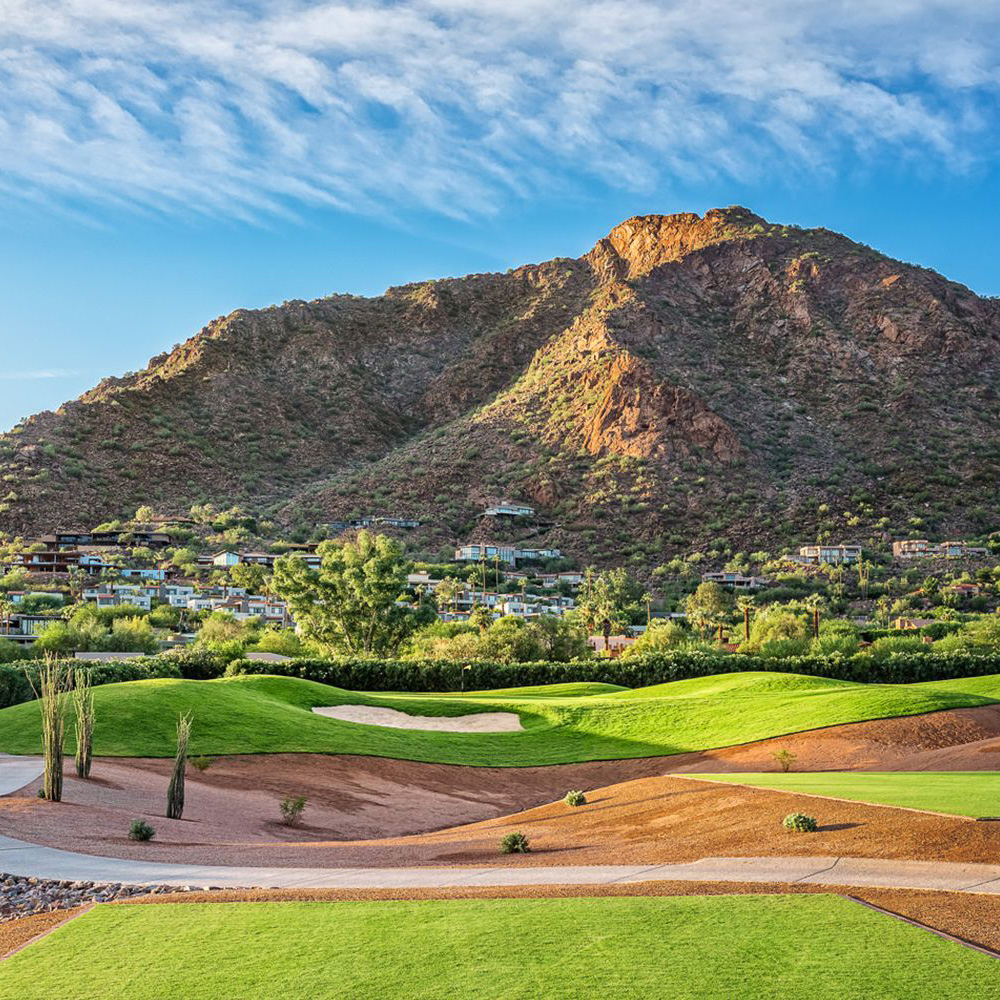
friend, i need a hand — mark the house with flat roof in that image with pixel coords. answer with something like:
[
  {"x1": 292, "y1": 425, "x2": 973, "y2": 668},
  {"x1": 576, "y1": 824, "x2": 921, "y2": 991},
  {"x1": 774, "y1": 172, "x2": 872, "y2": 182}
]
[
  {"x1": 701, "y1": 572, "x2": 769, "y2": 590},
  {"x1": 892, "y1": 539, "x2": 989, "y2": 559},
  {"x1": 798, "y1": 543, "x2": 862, "y2": 566},
  {"x1": 483, "y1": 501, "x2": 535, "y2": 518}
]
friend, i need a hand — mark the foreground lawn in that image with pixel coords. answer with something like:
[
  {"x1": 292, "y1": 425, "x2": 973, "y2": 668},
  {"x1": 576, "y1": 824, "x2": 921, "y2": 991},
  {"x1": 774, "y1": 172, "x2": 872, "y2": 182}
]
[
  {"x1": 688, "y1": 771, "x2": 1000, "y2": 818},
  {"x1": 1, "y1": 670, "x2": 1000, "y2": 765},
  {"x1": 1, "y1": 896, "x2": 996, "y2": 1000}
]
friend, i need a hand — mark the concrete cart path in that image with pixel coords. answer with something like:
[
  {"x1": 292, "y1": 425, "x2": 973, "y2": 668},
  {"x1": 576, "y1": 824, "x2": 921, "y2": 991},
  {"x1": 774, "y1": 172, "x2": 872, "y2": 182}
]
[
  {"x1": 3, "y1": 835, "x2": 1000, "y2": 893},
  {"x1": 4, "y1": 757, "x2": 1000, "y2": 893},
  {"x1": 0, "y1": 755, "x2": 43, "y2": 796}
]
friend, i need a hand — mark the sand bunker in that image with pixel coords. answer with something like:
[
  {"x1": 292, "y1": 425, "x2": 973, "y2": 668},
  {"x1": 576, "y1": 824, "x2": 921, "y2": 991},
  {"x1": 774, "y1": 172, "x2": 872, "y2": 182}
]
[{"x1": 312, "y1": 705, "x2": 524, "y2": 733}]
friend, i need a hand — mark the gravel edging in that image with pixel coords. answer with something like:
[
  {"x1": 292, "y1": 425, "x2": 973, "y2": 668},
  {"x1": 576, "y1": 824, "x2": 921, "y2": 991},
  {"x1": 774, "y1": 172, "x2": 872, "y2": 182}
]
[{"x1": 0, "y1": 873, "x2": 237, "y2": 922}]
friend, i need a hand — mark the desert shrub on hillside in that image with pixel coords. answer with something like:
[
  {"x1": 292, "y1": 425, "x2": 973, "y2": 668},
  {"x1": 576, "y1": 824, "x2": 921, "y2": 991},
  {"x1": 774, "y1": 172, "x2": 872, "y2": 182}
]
[
  {"x1": 499, "y1": 832, "x2": 530, "y2": 854},
  {"x1": 280, "y1": 795, "x2": 307, "y2": 826},
  {"x1": 782, "y1": 813, "x2": 818, "y2": 833},
  {"x1": 128, "y1": 819, "x2": 156, "y2": 842},
  {"x1": 564, "y1": 790, "x2": 587, "y2": 807}
]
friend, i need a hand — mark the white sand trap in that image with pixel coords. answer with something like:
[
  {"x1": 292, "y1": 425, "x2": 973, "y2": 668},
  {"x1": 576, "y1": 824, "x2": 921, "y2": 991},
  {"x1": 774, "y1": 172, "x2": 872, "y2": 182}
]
[{"x1": 312, "y1": 705, "x2": 524, "y2": 733}]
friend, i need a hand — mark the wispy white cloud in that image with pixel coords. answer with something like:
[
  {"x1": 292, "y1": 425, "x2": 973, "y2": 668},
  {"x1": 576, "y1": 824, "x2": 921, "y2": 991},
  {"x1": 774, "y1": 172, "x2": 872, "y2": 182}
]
[
  {"x1": 0, "y1": 1, "x2": 997, "y2": 221},
  {"x1": 0, "y1": 370, "x2": 79, "y2": 380}
]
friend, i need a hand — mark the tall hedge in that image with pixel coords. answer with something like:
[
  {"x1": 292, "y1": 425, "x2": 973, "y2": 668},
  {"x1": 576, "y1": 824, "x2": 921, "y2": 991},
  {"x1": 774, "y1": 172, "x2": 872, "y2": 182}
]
[
  {"x1": 225, "y1": 649, "x2": 1000, "y2": 692},
  {"x1": 0, "y1": 656, "x2": 183, "y2": 710}
]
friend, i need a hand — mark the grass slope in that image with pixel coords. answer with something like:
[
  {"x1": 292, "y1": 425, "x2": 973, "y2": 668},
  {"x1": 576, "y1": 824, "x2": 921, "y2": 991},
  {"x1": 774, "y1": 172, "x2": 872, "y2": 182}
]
[
  {"x1": 2, "y1": 896, "x2": 997, "y2": 1000},
  {"x1": 689, "y1": 772, "x2": 1000, "y2": 819},
  {"x1": 1, "y1": 671, "x2": 1000, "y2": 766}
]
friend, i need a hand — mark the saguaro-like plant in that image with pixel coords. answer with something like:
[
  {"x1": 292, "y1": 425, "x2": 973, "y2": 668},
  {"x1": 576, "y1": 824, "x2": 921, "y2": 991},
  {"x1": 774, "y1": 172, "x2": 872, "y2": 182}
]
[
  {"x1": 73, "y1": 667, "x2": 95, "y2": 779},
  {"x1": 28, "y1": 656, "x2": 68, "y2": 802},
  {"x1": 166, "y1": 712, "x2": 192, "y2": 820}
]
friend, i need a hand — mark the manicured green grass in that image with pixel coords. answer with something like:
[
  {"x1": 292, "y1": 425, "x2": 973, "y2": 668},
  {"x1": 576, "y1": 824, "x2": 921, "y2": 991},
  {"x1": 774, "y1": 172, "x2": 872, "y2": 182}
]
[
  {"x1": 2, "y1": 896, "x2": 997, "y2": 1000},
  {"x1": 688, "y1": 771, "x2": 1000, "y2": 818},
  {"x1": 1, "y1": 670, "x2": 1000, "y2": 766}
]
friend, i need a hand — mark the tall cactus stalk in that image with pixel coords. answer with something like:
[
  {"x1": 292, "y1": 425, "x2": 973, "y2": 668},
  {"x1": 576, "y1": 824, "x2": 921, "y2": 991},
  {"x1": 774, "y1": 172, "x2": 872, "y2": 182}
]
[
  {"x1": 27, "y1": 656, "x2": 67, "y2": 802},
  {"x1": 166, "y1": 712, "x2": 192, "y2": 820},
  {"x1": 73, "y1": 668, "x2": 95, "y2": 779}
]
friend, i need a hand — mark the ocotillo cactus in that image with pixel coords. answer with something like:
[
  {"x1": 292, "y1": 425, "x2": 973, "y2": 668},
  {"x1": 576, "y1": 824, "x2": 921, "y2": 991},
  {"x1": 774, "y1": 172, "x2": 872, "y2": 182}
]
[
  {"x1": 73, "y1": 667, "x2": 95, "y2": 779},
  {"x1": 166, "y1": 712, "x2": 192, "y2": 820},
  {"x1": 28, "y1": 656, "x2": 67, "y2": 802}
]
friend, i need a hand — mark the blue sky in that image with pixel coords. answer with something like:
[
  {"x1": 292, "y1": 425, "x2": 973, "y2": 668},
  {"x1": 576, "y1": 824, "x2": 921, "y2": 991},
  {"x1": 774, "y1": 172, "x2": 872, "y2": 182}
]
[{"x1": 2, "y1": 1, "x2": 999, "y2": 431}]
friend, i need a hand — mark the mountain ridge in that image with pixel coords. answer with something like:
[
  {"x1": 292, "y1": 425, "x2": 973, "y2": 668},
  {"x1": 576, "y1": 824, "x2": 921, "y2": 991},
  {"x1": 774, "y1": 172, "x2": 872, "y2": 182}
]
[{"x1": 2, "y1": 206, "x2": 998, "y2": 569}]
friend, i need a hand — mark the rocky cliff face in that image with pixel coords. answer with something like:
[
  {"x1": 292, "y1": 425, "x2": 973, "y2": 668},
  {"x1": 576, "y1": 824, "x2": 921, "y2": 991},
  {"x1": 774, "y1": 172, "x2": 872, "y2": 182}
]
[{"x1": 2, "y1": 207, "x2": 998, "y2": 568}]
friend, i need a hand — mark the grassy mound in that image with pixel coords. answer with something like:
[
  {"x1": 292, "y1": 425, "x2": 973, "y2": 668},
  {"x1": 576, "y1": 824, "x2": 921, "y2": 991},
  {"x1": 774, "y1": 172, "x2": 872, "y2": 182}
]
[
  {"x1": 689, "y1": 771, "x2": 1000, "y2": 819},
  {"x1": 1, "y1": 670, "x2": 999, "y2": 766},
  {"x1": 1, "y1": 896, "x2": 994, "y2": 999}
]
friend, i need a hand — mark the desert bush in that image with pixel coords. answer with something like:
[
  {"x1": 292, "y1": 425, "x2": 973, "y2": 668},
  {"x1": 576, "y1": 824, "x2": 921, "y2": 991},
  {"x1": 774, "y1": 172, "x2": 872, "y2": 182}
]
[
  {"x1": 773, "y1": 749, "x2": 796, "y2": 773},
  {"x1": 564, "y1": 790, "x2": 587, "y2": 806},
  {"x1": 189, "y1": 756, "x2": 215, "y2": 773},
  {"x1": 128, "y1": 819, "x2": 156, "y2": 842},
  {"x1": 280, "y1": 795, "x2": 307, "y2": 826},
  {"x1": 499, "y1": 832, "x2": 530, "y2": 854},
  {"x1": 782, "y1": 812, "x2": 818, "y2": 833}
]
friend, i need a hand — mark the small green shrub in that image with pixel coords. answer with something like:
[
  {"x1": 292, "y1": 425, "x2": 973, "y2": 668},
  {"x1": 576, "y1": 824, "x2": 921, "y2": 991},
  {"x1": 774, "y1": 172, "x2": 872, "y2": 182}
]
[
  {"x1": 499, "y1": 832, "x2": 530, "y2": 854},
  {"x1": 280, "y1": 795, "x2": 307, "y2": 826},
  {"x1": 783, "y1": 812, "x2": 818, "y2": 833},
  {"x1": 564, "y1": 790, "x2": 587, "y2": 806},
  {"x1": 190, "y1": 756, "x2": 215, "y2": 773},
  {"x1": 128, "y1": 819, "x2": 156, "y2": 842},
  {"x1": 773, "y1": 749, "x2": 796, "y2": 773}
]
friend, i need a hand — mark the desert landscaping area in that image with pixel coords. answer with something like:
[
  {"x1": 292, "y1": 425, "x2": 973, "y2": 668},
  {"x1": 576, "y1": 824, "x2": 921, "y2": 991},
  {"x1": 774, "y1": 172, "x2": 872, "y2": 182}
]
[{"x1": 4, "y1": 671, "x2": 1000, "y2": 996}]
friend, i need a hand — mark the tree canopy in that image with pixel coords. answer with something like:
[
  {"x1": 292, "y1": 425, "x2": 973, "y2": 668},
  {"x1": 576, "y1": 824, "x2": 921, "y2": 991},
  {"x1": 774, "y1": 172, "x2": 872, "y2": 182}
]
[{"x1": 272, "y1": 531, "x2": 431, "y2": 656}]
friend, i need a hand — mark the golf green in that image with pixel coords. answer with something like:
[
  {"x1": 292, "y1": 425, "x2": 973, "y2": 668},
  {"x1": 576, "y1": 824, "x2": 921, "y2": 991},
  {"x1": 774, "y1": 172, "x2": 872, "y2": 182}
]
[
  {"x1": 687, "y1": 771, "x2": 1000, "y2": 818},
  {"x1": 2, "y1": 670, "x2": 1000, "y2": 766}
]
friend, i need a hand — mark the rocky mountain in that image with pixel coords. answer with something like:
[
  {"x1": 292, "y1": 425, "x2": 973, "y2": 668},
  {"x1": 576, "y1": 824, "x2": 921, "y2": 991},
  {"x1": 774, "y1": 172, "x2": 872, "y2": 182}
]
[{"x1": 3, "y1": 207, "x2": 999, "y2": 569}]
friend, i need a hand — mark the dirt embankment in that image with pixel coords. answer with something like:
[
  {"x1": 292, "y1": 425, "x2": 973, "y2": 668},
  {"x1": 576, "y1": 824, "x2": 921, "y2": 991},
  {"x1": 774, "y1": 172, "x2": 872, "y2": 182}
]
[{"x1": 4, "y1": 705, "x2": 1000, "y2": 868}]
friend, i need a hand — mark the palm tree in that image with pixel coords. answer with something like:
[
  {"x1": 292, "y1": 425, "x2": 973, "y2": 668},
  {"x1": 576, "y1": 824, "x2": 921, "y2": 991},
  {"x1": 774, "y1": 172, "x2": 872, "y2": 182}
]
[
  {"x1": 804, "y1": 593, "x2": 823, "y2": 638},
  {"x1": 735, "y1": 595, "x2": 756, "y2": 644}
]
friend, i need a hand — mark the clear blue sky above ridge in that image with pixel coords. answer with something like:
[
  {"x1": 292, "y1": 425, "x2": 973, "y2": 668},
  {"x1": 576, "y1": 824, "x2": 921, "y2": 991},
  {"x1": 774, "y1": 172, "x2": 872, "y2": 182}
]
[{"x1": 1, "y1": 1, "x2": 999, "y2": 431}]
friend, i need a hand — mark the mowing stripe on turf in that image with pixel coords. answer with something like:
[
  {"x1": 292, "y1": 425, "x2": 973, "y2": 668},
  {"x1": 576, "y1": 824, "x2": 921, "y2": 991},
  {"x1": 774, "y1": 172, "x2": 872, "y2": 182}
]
[
  {"x1": 673, "y1": 774, "x2": 979, "y2": 820},
  {"x1": 844, "y1": 896, "x2": 1000, "y2": 961}
]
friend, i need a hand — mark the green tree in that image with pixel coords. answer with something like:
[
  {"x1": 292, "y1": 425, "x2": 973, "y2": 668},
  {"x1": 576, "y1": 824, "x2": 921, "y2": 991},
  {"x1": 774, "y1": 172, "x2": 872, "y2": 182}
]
[
  {"x1": 684, "y1": 582, "x2": 732, "y2": 637},
  {"x1": 229, "y1": 562, "x2": 270, "y2": 595},
  {"x1": 575, "y1": 568, "x2": 644, "y2": 634},
  {"x1": 620, "y1": 620, "x2": 690, "y2": 658},
  {"x1": 272, "y1": 531, "x2": 428, "y2": 656}
]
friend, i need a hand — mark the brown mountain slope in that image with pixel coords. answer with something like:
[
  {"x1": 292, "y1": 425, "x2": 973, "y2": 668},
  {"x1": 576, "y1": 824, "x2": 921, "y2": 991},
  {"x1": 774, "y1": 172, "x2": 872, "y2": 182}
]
[{"x1": 2, "y1": 207, "x2": 999, "y2": 567}]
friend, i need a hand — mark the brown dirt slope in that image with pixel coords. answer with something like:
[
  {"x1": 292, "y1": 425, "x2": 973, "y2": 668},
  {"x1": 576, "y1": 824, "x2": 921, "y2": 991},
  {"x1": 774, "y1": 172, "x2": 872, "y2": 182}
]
[
  {"x1": 4, "y1": 705, "x2": 1000, "y2": 869},
  {"x1": 3, "y1": 206, "x2": 1000, "y2": 562}
]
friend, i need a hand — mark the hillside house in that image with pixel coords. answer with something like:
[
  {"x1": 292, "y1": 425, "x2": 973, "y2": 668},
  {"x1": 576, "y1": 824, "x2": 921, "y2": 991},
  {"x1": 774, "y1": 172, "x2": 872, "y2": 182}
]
[
  {"x1": 455, "y1": 544, "x2": 518, "y2": 566},
  {"x1": 892, "y1": 617, "x2": 938, "y2": 631},
  {"x1": 701, "y1": 572, "x2": 769, "y2": 589},
  {"x1": 483, "y1": 501, "x2": 535, "y2": 518},
  {"x1": 454, "y1": 544, "x2": 562, "y2": 567},
  {"x1": 892, "y1": 539, "x2": 990, "y2": 559},
  {"x1": 798, "y1": 543, "x2": 862, "y2": 566},
  {"x1": 211, "y1": 551, "x2": 242, "y2": 568}
]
